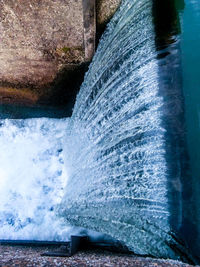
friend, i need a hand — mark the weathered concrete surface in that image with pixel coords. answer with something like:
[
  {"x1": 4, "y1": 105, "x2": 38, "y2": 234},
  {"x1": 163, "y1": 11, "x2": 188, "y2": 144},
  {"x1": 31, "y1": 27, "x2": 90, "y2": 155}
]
[
  {"x1": 0, "y1": 246, "x2": 194, "y2": 267},
  {"x1": 0, "y1": 0, "x2": 85, "y2": 106},
  {"x1": 96, "y1": 0, "x2": 121, "y2": 30},
  {"x1": 0, "y1": 0, "x2": 120, "y2": 108}
]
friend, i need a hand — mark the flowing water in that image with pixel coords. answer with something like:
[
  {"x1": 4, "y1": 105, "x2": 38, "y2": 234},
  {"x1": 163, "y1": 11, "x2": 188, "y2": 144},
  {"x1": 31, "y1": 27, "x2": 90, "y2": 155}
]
[
  {"x1": 0, "y1": 0, "x2": 199, "y2": 264},
  {"x1": 59, "y1": 0, "x2": 190, "y2": 261},
  {"x1": 0, "y1": 118, "x2": 70, "y2": 241}
]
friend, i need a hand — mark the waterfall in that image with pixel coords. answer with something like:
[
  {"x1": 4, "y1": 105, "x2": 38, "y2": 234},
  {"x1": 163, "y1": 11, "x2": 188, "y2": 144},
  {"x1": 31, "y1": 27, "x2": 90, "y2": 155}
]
[
  {"x1": 0, "y1": 0, "x2": 198, "y2": 263},
  {"x1": 58, "y1": 0, "x2": 193, "y2": 262}
]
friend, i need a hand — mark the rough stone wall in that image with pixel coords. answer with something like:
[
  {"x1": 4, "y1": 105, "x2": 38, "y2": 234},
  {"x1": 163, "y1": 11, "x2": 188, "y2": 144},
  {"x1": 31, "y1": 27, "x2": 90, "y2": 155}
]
[
  {"x1": 0, "y1": 0, "x2": 121, "y2": 107},
  {"x1": 96, "y1": 0, "x2": 121, "y2": 26},
  {"x1": 0, "y1": 0, "x2": 84, "y2": 106}
]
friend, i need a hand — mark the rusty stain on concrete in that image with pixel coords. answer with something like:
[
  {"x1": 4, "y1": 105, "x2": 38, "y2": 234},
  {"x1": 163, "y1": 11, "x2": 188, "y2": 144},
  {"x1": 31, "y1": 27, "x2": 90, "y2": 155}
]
[{"x1": 0, "y1": 87, "x2": 39, "y2": 106}]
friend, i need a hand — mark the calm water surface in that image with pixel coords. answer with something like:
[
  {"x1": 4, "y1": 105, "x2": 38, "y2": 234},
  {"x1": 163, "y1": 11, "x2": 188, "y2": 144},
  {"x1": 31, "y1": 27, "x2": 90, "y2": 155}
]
[{"x1": 179, "y1": 0, "x2": 200, "y2": 258}]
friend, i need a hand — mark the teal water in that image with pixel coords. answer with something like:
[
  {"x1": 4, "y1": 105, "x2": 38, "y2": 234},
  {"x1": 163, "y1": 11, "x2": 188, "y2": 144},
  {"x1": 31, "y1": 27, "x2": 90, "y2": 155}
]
[
  {"x1": 178, "y1": 0, "x2": 200, "y2": 258},
  {"x1": 0, "y1": 105, "x2": 70, "y2": 119}
]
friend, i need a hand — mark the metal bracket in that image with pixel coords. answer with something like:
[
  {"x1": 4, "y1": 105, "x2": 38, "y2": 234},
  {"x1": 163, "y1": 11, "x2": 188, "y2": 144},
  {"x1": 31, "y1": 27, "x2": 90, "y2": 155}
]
[{"x1": 41, "y1": 235, "x2": 89, "y2": 257}]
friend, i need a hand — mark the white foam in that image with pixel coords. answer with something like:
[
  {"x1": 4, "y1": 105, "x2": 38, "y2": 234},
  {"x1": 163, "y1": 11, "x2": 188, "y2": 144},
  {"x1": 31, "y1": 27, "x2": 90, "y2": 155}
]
[{"x1": 0, "y1": 118, "x2": 70, "y2": 241}]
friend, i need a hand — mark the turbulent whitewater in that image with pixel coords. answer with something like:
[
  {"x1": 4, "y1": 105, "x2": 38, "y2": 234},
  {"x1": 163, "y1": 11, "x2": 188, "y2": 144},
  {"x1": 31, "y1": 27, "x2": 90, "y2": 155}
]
[{"x1": 0, "y1": 118, "x2": 70, "y2": 241}]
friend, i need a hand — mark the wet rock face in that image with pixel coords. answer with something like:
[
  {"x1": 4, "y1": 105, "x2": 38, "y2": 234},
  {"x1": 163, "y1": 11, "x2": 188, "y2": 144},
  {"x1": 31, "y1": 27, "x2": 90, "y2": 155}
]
[{"x1": 0, "y1": 0, "x2": 84, "y2": 106}]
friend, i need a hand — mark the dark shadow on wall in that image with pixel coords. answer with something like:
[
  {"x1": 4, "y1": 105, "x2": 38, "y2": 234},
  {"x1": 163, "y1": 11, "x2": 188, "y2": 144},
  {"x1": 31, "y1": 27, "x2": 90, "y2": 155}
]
[
  {"x1": 96, "y1": 0, "x2": 122, "y2": 46},
  {"x1": 38, "y1": 63, "x2": 89, "y2": 113},
  {"x1": 152, "y1": 0, "x2": 199, "y2": 264},
  {"x1": 0, "y1": 63, "x2": 89, "y2": 119}
]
